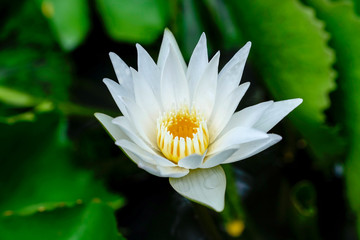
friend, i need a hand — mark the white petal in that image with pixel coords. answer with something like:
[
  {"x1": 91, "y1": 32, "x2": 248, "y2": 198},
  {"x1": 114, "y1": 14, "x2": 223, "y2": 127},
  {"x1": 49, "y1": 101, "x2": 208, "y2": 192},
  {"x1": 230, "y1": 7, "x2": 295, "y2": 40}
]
[
  {"x1": 209, "y1": 82, "x2": 250, "y2": 142},
  {"x1": 219, "y1": 42, "x2": 251, "y2": 77},
  {"x1": 200, "y1": 149, "x2": 238, "y2": 169},
  {"x1": 116, "y1": 139, "x2": 156, "y2": 165},
  {"x1": 192, "y1": 52, "x2": 220, "y2": 119},
  {"x1": 178, "y1": 153, "x2": 206, "y2": 169},
  {"x1": 103, "y1": 78, "x2": 132, "y2": 118},
  {"x1": 158, "y1": 29, "x2": 187, "y2": 73},
  {"x1": 223, "y1": 134, "x2": 282, "y2": 164},
  {"x1": 157, "y1": 165, "x2": 190, "y2": 178},
  {"x1": 112, "y1": 116, "x2": 158, "y2": 154},
  {"x1": 109, "y1": 52, "x2": 133, "y2": 91},
  {"x1": 115, "y1": 139, "x2": 177, "y2": 167},
  {"x1": 253, "y1": 99, "x2": 303, "y2": 132},
  {"x1": 219, "y1": 41, "x2": 251, "y2": 75},
  {"x1": 161, "y1": 46, "x2": 190, "y2": 110},
  {"x1": 131, "y1": 68, "x2": 162, "y2": 122},
  {"x1": 218, "y1": 42, "x2": 251, "y2": 93},
  {"x1": 125, "y1": 149, "x2": 187, "y2": 178},
  {"x1": 211, "y1": 42, "x2": 251, "y2": 135},
  {"x1": 187, "y1": 33, "x2": 208, "y2": 98},
  {"x1": 218, "y1": 101, "x2": 273, "y2": 140},
  {"x1": 94, "y1": 113, "x2": 128, "y2": 141},
  {"x1": 208, "y1": 126, "x2": 268, "y2": 155},
  {"x1": 121, "y1": 97, "x2": 157, "y2": 148},
  {"x1": 169, "y1": 166, "x2": 226, "y2": 212},
  {"x1": 138, "y1": 158, "x2": 189, "y2": 178},
  {"x1": 136, "y1": 44, "x2": 162, "y2": 102},
  {"x1": 137, "y1": 160, "x2": 163, "y2": 177}
]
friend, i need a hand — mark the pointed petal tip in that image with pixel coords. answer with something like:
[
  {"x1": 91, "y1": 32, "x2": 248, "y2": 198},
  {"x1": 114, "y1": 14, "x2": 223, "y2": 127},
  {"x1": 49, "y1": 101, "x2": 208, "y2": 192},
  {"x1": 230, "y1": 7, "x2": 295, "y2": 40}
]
[
  {"x1": 95, "y1": 112, "x2": 112, "y2": 126},
  {"x1": 267, "y1": 134, "x2": 282, "y2": 145},
  {"x1": 285, "y1": 98, "x2": 303, "y2": 109},
  {"x1": 198, "y1": 32, "x2": 207, "y2": 44},
  {"x1": 135, "y1": 43, "x2": 144, "y2": 52},
  {"x1": 94, "y1": 113, "x2": 128, "y2": 141},
  {"x1": 109, "y1": 52, "x2": 117, "y2": 59},
  {"x1": 164, "y1": 28, "x2": 174, "y2": 38},
  {"x1": 295, "y1": 98, "x2": 303, "y2": 105},
  {"x1": 242, "y1": 81, "x2": 251, "y2": 89},
  {"x1": 103, "y1": 78, "x2": 118, "y2": 87},
  {"x1": 239, "y1": 42, "x2": 251, "y2": 54},
  {"x1": 273, "y1": 134, "x2": 283, "y2": 141},
  {"x1": 94, "y1": 113, "x2": 106, "y2": 123},
  {"x1": 94, "y1": 112, "x2": 103, "y2": 118}
]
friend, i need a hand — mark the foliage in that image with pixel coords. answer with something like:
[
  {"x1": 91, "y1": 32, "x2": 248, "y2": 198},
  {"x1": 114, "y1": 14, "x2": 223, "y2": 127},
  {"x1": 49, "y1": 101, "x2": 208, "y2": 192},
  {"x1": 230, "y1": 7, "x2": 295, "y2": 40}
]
[{"x1": 226, "y1": 0, "x2": 345, "y2": 167}]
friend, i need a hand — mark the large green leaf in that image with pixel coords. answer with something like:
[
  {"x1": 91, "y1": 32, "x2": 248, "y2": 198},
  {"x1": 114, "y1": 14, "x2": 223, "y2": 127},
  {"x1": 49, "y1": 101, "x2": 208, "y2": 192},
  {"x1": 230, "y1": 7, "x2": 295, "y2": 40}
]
[
  {"x1": 301, "y1": 0, "x2": 360, "y2": 234},
  {"x1": 353, "y1": 0, "x2": 360, "y2": 15},
  {"x1": 226, "y1": 0, "x2": 344, "y2": 166},
  {"x1": 0, "y1": 202, "x2": 125, "y2": 240},
  {"x1": 0, "y1": 111, "x2": 123, "y2": 216},
  {"x1": 38, "y1": 0, "x2": 90, "y2": 51},
  {"x1": 0, "y1": 1, "x2": 71, "y2": 105},
  {"x1": 95, "y1": 0, "x2": 170, "y2": 43}
]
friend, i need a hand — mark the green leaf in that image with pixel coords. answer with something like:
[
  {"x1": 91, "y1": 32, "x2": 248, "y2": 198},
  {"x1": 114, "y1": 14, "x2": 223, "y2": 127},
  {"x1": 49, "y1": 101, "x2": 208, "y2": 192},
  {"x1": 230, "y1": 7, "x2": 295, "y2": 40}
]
[
  {"x1": 201, "y1": 0, "x2": 243, "y2": 49},
  {"x1": 39, "y1": 0, "x2": 91, "y2": 51},
  {"x1": 353, "y1": 0, "x2": 360, "y2": 15},
  {"x1": 0, "y1": 202, "x2": 125, "y2": 240},
  {"x1": 95, "y1": 0, "x2": 170, "y2": 44},
  {"x1": 0, "y1": 1, "x2": 71, "y2": 104},
  {"x1": 176, "y1": 0, "x2": 206, "y2": 59},
  {"x1": 301, "y1": 0, "x2": 360, "y2": 235},
  {"x1": 226, "y1": 0, "x2": 345, "y2": 166},
  {"x1": 0, "y1": 111, "x2": 124, "y2": 216},
  {"x1": 0, "y1": 86, "x2": 39, "y2": 107}
]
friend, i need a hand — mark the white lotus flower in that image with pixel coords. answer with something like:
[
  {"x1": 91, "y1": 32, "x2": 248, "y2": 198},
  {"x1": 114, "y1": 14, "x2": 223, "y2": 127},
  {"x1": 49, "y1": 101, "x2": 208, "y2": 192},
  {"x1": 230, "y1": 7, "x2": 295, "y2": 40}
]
[{"x1": 95, "y1": 29, "x2": 302, "y2": 212}]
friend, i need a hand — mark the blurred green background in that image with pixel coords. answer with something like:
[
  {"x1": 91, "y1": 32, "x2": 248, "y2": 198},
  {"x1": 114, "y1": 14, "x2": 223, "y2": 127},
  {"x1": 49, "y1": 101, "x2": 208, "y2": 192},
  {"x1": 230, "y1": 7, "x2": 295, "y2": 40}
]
[{"x1": 1, "y1": 0, "x2": 360, "y2": 239}]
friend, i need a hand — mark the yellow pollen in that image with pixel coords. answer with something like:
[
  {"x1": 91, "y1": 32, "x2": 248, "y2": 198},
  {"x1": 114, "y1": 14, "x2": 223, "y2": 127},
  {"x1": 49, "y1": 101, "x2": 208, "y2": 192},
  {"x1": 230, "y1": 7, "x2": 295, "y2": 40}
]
[{"x1": 157, "y1": 107, "x2": 209, "y2": 163}]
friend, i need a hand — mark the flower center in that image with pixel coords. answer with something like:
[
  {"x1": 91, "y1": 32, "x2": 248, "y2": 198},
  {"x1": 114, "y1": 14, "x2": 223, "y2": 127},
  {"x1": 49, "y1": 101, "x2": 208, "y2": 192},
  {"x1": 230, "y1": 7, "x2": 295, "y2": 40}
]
[{"x1": 157, "y1": 106, "x2": 209, "y2": 163}]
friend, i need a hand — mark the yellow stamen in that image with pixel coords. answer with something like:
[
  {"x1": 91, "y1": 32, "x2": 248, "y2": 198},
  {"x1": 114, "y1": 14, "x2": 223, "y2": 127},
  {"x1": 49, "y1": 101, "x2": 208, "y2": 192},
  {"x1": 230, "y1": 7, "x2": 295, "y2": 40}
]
[{"x1": 157, "y1": 106, "x2": 209, "y2": 163}]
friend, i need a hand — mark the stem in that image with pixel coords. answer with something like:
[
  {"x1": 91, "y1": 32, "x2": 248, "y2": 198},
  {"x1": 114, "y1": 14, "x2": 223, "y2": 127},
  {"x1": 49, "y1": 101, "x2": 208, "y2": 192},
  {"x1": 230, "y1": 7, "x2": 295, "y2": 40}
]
[
  {"x1": 58, "y1": 102, "x2": 118, "y2": 117},
  {"x1": 0, "y1": 86, "x2": 119, "y2": 118},
  {"x1": 193, "y1": 203, "x2": 223, "y2": 240}
]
